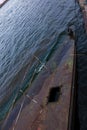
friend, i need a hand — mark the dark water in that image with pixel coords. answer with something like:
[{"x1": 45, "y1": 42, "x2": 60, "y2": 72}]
[
  {"x1": 0, "y1": 0, "x2": 87, "y2": 129},
  {"x1": 75, "y1": 3, "x2": 87, "y2": 130}
]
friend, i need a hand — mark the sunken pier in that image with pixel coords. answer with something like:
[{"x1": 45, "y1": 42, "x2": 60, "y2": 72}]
[{"x1": 1, "y1": 35, "x2": 76, "y2": 130}]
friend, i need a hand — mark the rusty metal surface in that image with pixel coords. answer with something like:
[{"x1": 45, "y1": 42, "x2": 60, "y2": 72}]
[{"x1": 2, "y1": 37, "x2": 75, "y2": 130}]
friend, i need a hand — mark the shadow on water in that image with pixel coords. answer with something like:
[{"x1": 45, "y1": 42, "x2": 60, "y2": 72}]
[{"x1": 75, "y1": 1, "x2": 87, "y2": 130}]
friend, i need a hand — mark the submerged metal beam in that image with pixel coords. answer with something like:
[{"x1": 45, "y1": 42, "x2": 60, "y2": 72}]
[
  {"x1": 77, "y1": 0, "x2": 87, "y2": 32},
  {"x1": 1, "y1": 36, "x2": 76, "y2": 130},
  {"x1": 0, "y1": 0, "x2": 9, "y2": 8}
]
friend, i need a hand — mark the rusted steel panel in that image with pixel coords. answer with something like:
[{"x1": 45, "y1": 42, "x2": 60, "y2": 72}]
[{"x1": 2, "y1": 37, "x2": 76, "y2": 130}]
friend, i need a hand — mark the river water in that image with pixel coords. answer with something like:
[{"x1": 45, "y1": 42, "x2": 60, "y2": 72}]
[{"x1": 0, "y1": 0, "x2": 87, "y2": 129}]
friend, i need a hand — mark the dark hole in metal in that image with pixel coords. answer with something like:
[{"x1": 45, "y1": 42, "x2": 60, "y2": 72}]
[{"x1": 48, "y1": 87, "x2": 61, "y2": 103}]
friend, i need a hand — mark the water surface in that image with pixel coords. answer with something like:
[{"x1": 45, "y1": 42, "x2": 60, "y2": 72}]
[{"x1": 0, "y1": 0, "x2": 87, "y2": 130}]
